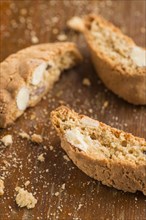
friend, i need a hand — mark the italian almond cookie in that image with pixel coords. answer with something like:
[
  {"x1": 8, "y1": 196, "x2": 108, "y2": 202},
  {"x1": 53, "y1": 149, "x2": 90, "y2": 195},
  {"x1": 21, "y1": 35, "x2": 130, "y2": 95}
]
[
  {"x1": 51, "y1": 106, "x2": 146, "y2": 195},
  {"x1": 0, "y1": 43, "x2": 82, "y2": 128},
  {"x1": 67, "y1": 15, "x2": 146, "y2": 105}
]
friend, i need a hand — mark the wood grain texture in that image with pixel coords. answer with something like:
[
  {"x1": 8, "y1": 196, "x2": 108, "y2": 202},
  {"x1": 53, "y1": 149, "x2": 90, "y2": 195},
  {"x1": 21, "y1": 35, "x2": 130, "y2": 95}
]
[{"x1": 0, "y1": 0, "x2": 146, "y2": 220}]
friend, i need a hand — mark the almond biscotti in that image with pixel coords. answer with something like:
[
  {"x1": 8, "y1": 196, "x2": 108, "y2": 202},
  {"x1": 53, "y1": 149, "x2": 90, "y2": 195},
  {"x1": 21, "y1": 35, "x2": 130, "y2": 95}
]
[
  {"x1": 67, "y1": 15, "x2": 146, "y2": 105},
  {"x1": 51, "y1": 106, "x2": 146, "y2": 195},
  {"x1": 0, "y1": 43, "x2": 82, "y2": 128}
]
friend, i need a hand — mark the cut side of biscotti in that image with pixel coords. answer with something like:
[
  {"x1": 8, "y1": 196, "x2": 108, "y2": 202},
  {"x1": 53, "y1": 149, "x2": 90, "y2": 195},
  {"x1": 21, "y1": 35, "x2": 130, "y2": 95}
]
[
  {"x1": 67, "y1": 15, "x2": 146, "y2": 105},
  {"x1": 51, "y1": 106, "x2": 146, "y2": 195},
  {"x1": 0, "y1": 43, "x2": 82, "y2": 128}
]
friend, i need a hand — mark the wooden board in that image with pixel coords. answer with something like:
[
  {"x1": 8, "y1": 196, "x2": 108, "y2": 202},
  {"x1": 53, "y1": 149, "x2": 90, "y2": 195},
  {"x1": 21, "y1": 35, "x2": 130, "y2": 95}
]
[{"x1": 0, "y1": 1, "x2": 146, "y2": 219}]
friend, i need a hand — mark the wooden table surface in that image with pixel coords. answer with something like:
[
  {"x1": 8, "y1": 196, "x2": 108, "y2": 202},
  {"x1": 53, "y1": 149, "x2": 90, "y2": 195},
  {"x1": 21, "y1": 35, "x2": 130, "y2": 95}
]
[{"x1": 0, "y1": 0, "x2": 146, "y2": 220}]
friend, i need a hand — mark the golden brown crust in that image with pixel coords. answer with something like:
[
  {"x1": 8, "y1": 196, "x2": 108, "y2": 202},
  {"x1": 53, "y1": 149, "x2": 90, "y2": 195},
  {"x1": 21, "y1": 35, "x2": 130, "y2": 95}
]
[
  {"x1": 51, "y1": 106, "x2": 146, "y2": 195},
  {"x1": 0, "y1": 43, "x2": 82, "y2": 128}
]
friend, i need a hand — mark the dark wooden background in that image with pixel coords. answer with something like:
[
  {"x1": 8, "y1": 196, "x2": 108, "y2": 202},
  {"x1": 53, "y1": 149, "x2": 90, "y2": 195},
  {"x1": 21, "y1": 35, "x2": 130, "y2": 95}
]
[{"x1": 0, "y1": 0, "x2": 146, "y2": 220}]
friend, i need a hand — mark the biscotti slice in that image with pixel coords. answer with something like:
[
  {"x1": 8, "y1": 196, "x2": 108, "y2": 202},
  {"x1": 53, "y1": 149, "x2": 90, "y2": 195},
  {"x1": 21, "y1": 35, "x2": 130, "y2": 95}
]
[
  {"x1": 0, "y1": 43, "x2": 82, "y2": 128},
  {"x1": 67, "y1": 15, "x2": 146, "y2": 105},
  {"x1": 51, "y1": 106, "x2": 146, "y2": 195}
]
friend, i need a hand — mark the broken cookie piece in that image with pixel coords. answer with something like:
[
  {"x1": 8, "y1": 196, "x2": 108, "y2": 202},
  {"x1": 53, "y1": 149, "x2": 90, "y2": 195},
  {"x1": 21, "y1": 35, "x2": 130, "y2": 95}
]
[
  {"x1": 0, "y1": 43, "x2": 82, "y2": 128},
  {"x1": 68, "y1": 14, "x2": 146, "y2": 105},
  {"x1": 51, "y1": 106, "x2": 146, "y2": 195},
  {"x1": 15, "y1": 187, "x2": 37, "y2": 209}
]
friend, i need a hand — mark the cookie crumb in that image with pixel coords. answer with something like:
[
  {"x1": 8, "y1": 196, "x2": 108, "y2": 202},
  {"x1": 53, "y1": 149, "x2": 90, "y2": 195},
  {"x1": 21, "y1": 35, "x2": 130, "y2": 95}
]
[
  {"x1": 82, "y1": 78, "x2": 91, "y2": 87},
  {"x1": 24, "y1": 181, "x2": 30, "y2": 187},
  {"x1": 57, "y1": 33, "x2": 67, "y2": 41},
  {"x1": 88, "y1": 108, "x2": 93, "y2": 113},
  {"x1": 38, "y1": 153, "x2": 45, "y2": 162},
  {"x1": 19, "y1": 132, "x2": 30, "y2": 140},
  {"x1": 63, "y1": 155, "x2": 70, "y2": 161},
  {"x1": 78, "y1": 203, "x2": 83, "y2": 210},
  {"x1": 31, "y1": 134, "x2": 43, "y2": 143},
  {"x1": 61, "y1": 183, "x2": 66, "y2": 190},
  {"x1": 0, "y1": 179, "x2": 4, "y2": 196},
  {"x1": 54, "y1": 192, "x2": 59, "y2": 196},
  {"x1": 102, "y1": 101, "x2": 109, "y2": 110},
  {"x1": 67, "y1": 16, "x2": 84, "y2": 32},
  {"x1": 1, "y1": 135, "x2": 13, "y2": 146},
  {"x1": 31, "y1": 36, "x2": 39, "y2": 44},
  {"x1": 15, "y1": 187, "x2": 37, "y2": 209},
  {"x1": 49, "y1": 146, "x2": 53, "y2": 151}
]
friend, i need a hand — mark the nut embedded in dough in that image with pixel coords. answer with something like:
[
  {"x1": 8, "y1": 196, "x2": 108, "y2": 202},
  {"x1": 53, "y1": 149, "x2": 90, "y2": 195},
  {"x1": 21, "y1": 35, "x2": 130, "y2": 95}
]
[
  {"x1": 131, "y1": 46, "x2": 146, "y2": 67},
  {"x1": 31, "y1": 62, "x2": 47, "y2": 85},
  {"x1": 16, "y1": 87, "x2": 30, "y2": 111}
]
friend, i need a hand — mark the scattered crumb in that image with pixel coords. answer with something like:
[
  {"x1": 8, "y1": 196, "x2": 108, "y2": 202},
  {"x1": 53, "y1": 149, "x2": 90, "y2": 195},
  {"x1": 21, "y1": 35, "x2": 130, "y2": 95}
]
[
  {"x1": 38, "y1": 153, "x2": 45, "y2": 162},
  {"x1": 77, "y1": 203, "x2": 83, "y2": 210},
  {"x1": 67, "y1": 16, "x2": 84, "y2": 32},
  {"x1": 15, "y1": 187, "x2": 37, "y2": 209},
  {"x1": 54, "y1": 192, "x2": 59, "y2": 196},
  {"x1": 43, "y1": 146, "x2": 47, "y2": 150},
  {"x1": 3, "y1": 160, "x2": 10, "y2": 167},
  {"x1": 61, "y1": 183, "x2": 66, "y2": 190},
  {"x1": 88, "y1": 108, "x2": 93, "y2": 113},
  {"x1": 24, "y1": 181, "x2": 30, "y2": 187},
  {"x1": 102, "y1": 101, "x2": 109, "y2": 110},
  {"x1": 82, "y1": 78, "x2": 91, "y2": 87},
  {"x1": 1, "y1": 135, "x2": 13, "y2": 146},
  {"x1": 19, "y1": 131, "x2": 30, "y2": 140},
  {"x1": 31, "y1": 36, "x2": 39, "y2": 44},
  {"x1": 30, "y1": 113, "x2": 36, "y2": 120},
  {"x1": 63, "y1": 155, "x2": 70, "y2": 161},
  {"x1": 49, "y1": 146, "x2": 53, "y2": 151},
  {"x1": 31, "y1": 134, "x2": 43, "y2": 144},
  {"x1": 0, "y1": 179, "x2": 4, "y2": 196},
  {"x1": 57, "y1": 33, "x2": 67, "y2": 41}
]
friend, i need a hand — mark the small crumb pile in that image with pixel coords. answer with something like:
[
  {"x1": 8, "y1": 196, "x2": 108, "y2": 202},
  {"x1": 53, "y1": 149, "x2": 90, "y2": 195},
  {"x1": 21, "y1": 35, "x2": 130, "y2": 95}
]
[
  {"x1": 15, "y1": 187, "x2": 37, "y2": 209},
  {"x1": 0, "y1": 179, "x2": 4, "y2": 196},
  {"x1": 1, "y1": 135, "x2": 13, "y2": 146}
]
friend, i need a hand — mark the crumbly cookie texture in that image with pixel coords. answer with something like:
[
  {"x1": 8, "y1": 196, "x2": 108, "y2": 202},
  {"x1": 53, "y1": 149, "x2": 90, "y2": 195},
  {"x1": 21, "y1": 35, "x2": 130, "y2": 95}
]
[
  {"x1": 67, "y1": 15, "x2": 146, "y2": 105},
  {"x1": 51, "y1": 106, "x2": 146, "y2": 195},
  {"x1": 0, "y1": 43, "x2": 82, "y2": 128},
  {"x1": 15, "y1": 187, "x2": 37, "y2": 209},
  {"x1": 1, "y1": 135, "x2": 13, "y2": 146},
  {"x1": 0, "y1": 179, "x2": 4, "y2": 196}
]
